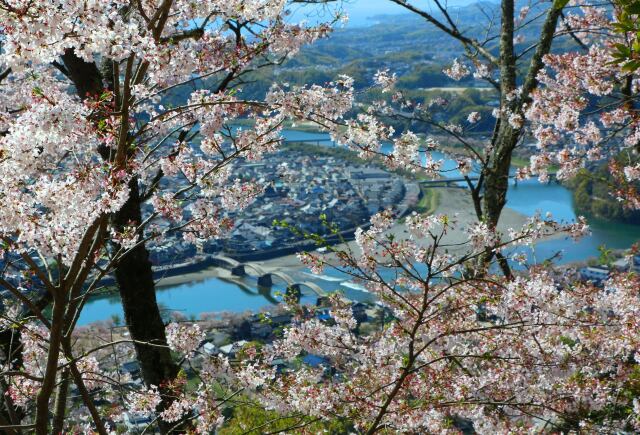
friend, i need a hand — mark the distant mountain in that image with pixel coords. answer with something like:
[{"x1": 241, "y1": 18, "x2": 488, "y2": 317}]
[{"x1": 166, "y1": 1, "x2": 580, "y2": 135}]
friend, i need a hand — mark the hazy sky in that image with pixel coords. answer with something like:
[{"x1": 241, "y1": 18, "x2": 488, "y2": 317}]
[
  {"x1": 293, "y1": 0, "x2": 478, "y2": 27},
  {"x1": 346, "y1": 0, "x2": 408, "y2": 18}
]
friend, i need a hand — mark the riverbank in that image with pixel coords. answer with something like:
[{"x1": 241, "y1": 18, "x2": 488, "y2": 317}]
[
  {"x1": 280, "y1": 122, "x2": 556, "y2": 172},
  {"x1": 152, "y1": 187, "x2": 545, "y2": 286},
  {"x1": 258, "y1": 186, "x2": 535, "y2": 268}
]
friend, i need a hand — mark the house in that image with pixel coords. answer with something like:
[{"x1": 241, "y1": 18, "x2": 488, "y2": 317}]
[
  {"x1": 250, "y1": 321, "x2": 272, "y2": 339},
  {"x1": 123, "y1": 412, "x2": 154, "y2": 432},
  {"x1": 203, "y1": 342, "x2": 217, "y2": 355},
  {"x1": 219, "y1": 340, "x2": 248, "y2": 358},
  {"x1": 579, "y1": 266, "x2": 610, "y2": 285},
  {"x1": 351, "y1": 302, "x2": 368, "y2": 325},
  {"x1": 612, "y1": 258, "x2": 630, "y2": 271},
  {"x1": 316, "y1": 308, "x2": 332, "y2": 322},
  {"x1": 269, "y1": 358, "x2": 289, "y2": 373},
  {"x1": 270, "y1": 313, "x2": 293, "y2": 326},
  {"x1": 302, "y1": 354, "x2": 329, "y2": 368}
]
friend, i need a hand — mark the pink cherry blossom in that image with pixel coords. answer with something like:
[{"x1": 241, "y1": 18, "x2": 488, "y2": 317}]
[
  {"x1": 443, "y1": 58, "x2": 470, "y2": 81},
  {"x1": 166, "y1": 322, "x2": 205, "y2": 357}
]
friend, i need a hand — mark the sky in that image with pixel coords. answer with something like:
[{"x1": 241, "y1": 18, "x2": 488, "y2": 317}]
[
  {"x1": 292, "y1": 0, "x2": 478, "y2": 27},
  {"x1": 347, "y1": 0, "x2": 409, "y2": 18}
]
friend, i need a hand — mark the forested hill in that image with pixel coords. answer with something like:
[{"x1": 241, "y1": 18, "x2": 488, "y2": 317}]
[
  {"x1": 255, "y1": 0, "x2": 574, "y2": 93},
  {"x1": 166, "y1": 1, "x2": 579, "y2": 134},
  {"x1": 565, "y1": 157, "x2": 640, "y2": 225},
  {"x1": 245, "y1": 8, "x2": 493, "y2": 95}
]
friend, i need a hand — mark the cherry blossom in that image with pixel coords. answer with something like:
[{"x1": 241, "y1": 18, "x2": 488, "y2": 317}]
[
  {"x1": 467, "y1": 111, "x2": 481, "y2": 123},
  {"x1": 624, "y1": 164, "x2": 640, "y2": 182},
  {"x1": 233, "y1": 211, "x2": 640, "y2": 432},
  {"x1": 5, "y1": 0, "x2": 640, "y2": 433},
  {"x1": 524, "y1": 2, "x2": 640, "y2": 213},
  {"x1": 0, "y1": 0, "x2": 356, "y2": 431},
  {"x1": 473, "y1": 62, "x2": 491, "y2": 79},
  {"x1": 443, "y1": 58, "x2": 471, "y2": 81},
  {"x1": 297, "y1": 252, "x2": 325, "y2": 274},
  {"x1": 166, "y1": 322, "x2": 205, "y2": 357},
  {"x1": 373, "y1": 68, "x2": 397, "y2": 93}
]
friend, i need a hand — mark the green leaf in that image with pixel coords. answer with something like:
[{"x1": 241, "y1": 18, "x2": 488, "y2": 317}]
[
  {"x1": 626, "y1": 1, "x2": 640, "y2": 14},
  {"x1": 622, "y1": 60, "x2": 640, "y2": 72},
  {"x1": 614, "y1": 43, "x2": 632, "y2": 56},
  {"x1": 553, "y1": 0, "x2": 570, "y2": 10}
]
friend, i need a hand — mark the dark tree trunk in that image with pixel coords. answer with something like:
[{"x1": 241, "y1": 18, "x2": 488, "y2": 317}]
[
  {"x1": 474, "y1": 0, "x2": 518, "y2": 276},
  {"x1": 485, "y1": 0, "x2": 517, "y2": 231},
  {"x1": 113, "y1": 178, "x2": 179, "y2": 405},
  {"x1": 483, "y1": 129, "x2": 518, "y2": 231},
  {"x1": 60, "y1": 52, "x2": 181, "y2": 431},
  {"x1": 60, "y1": 50, "x2": 104, "y2": 99},
  {"x1": 0, "y1": 329, "x2": 24, "y2": 428},
  {"x1": 483, "y1": 0, "x2": 562, "y2": 231}
]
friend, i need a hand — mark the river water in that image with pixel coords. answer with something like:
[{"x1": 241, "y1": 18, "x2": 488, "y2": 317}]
[{"x1": 78, "y1": 130, "x2": 640, "y2": 325}]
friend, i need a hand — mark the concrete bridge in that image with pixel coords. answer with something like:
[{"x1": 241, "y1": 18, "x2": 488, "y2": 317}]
[
  {"x1": 211, "y1": 255, "x2": 326, "y2": 302},
  {"x1": 294, "y1": 281, "x2": 325, "y2": 296},
  {"x1": 418, "y1": 172, "x2": 558, "y2": 187},
  {"x1": 283, "y1": 138, "x2": 335, "y2": 146}
]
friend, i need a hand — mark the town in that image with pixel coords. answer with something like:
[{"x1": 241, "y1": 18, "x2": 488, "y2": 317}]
[{"x1": 145, "y1": 146, "x2": 419, "y2": 268}]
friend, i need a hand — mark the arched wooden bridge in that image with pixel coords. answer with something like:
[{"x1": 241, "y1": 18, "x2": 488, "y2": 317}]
[{"x1": 210, "y1": 255, "x2": 326, "y2": 299}]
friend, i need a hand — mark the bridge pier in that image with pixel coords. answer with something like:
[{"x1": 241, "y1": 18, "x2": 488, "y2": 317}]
[
  {"x1": 258, "y1": 274, "x2": 273, "y2": 287},
  {"x1": 286, "y1": 285, "x2": 301, "y2": 303},
  {"x1": 231, "y1": 265, "x2": 246, "y2": 276}
]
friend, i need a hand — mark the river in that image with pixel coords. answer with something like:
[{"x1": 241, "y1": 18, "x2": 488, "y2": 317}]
[{"x1": 78, "y1": 130, "x2": 640, "y2": 325}]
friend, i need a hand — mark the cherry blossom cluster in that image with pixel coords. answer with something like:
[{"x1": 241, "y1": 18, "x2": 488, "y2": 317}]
[
  {"x1": 467, "y1": 111, "x2": 482, "y2": 123},
  {"x1": 296, "y1": 251, "x2": 325, "y2": 275},
  {"x1": 266, "y1": 75, "x2": 354, "y2": 127},
  {"x1": 165, "y1": 322, "x2": 205, "y2": 357},
  {"x1": 443, "y1": 58, "x2": 471, "y2": 81},
  {"x1": 0, "y1": 0, "x2": 354, "y2": 263},
  {"x1": 125, "y1": 349, "x2": 231, "y2": 432},
  {"x1": 0, "y1": 0, "x2": 357, "y2": 431},
  {"x1": 373, "y1": 68, "x2": 397, "y2": 93},
  {"x1": 0, "y1": 77, "x2": 130, "y2": 263},
  {"x1": 229, "y1": 209, "x2": 640, "y2": 433},
  {"x1": 525, "y1": 3, "x2": 640, "y2": 203}
]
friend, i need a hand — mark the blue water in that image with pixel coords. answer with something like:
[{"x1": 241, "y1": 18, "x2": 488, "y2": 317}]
[
  {"x1": 78, "y1": 130, "x2": 640, "y2": 325},
  {"x1": 80, "y1": 280, "x2": 293, "y2": 325},
  {"x1": 79, "y1": 270, "x2": 376, "y2": 325},
  {"x1": 506, "y1": 179, "x2": 640, "y2": 263}
]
